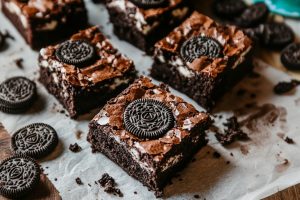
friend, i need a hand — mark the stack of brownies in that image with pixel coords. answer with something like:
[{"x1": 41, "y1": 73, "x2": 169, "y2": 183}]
[{"x1": 1, "y1": 0, "x2": 254, "y2": 197}]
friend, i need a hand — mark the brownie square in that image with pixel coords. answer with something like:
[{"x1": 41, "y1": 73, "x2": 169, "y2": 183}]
[
  {"x1": 39, "y1": 26, "x2": 137, "y2": 118},
  {"x1": 87, "y1": 76, "x2": 211, "y2": 197},
  {"x1": 106, "y1": 0, "x2": 190, "y2": 54},
  {"x1": 1, "y1": 0, "x2": 88, "y2": 49},
  {"x1": 151, "y1": 11, "x2": 254, "y2": 110}
]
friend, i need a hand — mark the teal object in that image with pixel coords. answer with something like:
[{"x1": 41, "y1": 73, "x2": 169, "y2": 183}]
[{"x1": 253, "y1": 0, "x2": 300, "y2": 18}]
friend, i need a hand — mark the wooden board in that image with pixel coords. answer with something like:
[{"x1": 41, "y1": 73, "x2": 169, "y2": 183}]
[
  {"x1": 264, "y1": 184, "x2": 300, "y2": 200},
  {"x1": 0, "y1": 124, "x2": 61, "y2": 200}
]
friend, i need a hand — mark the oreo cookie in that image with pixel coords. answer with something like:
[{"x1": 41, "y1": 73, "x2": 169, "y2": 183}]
[
  {"x1": 235, "y1": 3, "x2": 269, "y2": 27},
  {"x1": 0, "y1": 155, "x2": 40, "y2": 198},
  {"x1": 11, "y1": 123, "x2": 59, "y2": 158},
  {"x1": 123, "y1": 99, "x2": 174, "y2": 139},
  {"x1": 213, "y1": 0, "x2": 247, "y2": 18},
  {"x1": 281, "y1": 43, "x2": 300, "y2": 71},
  {"x1": 0, "y1": 77, "x2": 37, "y2": 113},
  {"x1": 180, "y1": 36, "x2": 222, "y2": 63},
  {"x1": 129, "y1": 0, "x2": 167, "y2": 9},
  {"x1": 55, "y1": 40, "x2": 96, "y2": 67},
  {"x1": 261, "y1": 22, "x2": 294, "y2": 49}
]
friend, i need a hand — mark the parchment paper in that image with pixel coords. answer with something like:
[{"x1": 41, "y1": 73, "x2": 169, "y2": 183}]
[{"x1": 1, "y1": 1, "x2": 300, "y2": 199}]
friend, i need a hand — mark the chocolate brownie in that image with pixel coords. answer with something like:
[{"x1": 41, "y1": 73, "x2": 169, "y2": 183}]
[
  {"x1": 1, "y1": 0, "x2": 88, "y2": 50},
  {"x1": 151, "y1": 12, "x2": 253, "y2": 110},
  {"x1": 39, "y1": 26, "x2": 137, "y2": 118},
  {"x1": 106, "y1": 0, "x2": 190, "y2": 54},
  {"x1": 87, "y1": 76, "x2": 211, "y2": 197}
]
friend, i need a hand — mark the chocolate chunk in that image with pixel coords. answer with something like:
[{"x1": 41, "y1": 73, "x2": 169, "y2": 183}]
[
  {"x1": 55, "y1": 40, "x2": 96, "y2": 67},
  {"x1": 11, "y1": 123, "x2": 58, "y2": 158},
  {"x1": 98, "y1": 173, "x2": 123, "y2": 197},
  {"x1": 235, "y1": 3, "x2": 269, "y2": 27},
  {"x1": 281, "y1": 43, "x2": 300, "y2": 70},
  {"x1": 273, "y1": 80, "x2": 300, "y2": 94},
  {"x1": 123, "y1": 99, "x2": 174, "y2": 139},
  {"x1": 180, "y1": 36, "x2": 222, "y2": 62},
  {"x1": 262, "y1": 23, "x2": 294, "y2": 49},
  {"x1": 129, "y1": 0, "x2": 167, "y2": 9},
  {"x1": 75, "y1": 177, "x2": 83, "y2": 185},
  {"x1": 0, "y1": 155, "x2": 40, "y2": 199},
  {"x1": 0, "y1": 77, "x2": 37, "y2": 113},
  {"x1": 213, "y1": 0, "x2": 247, "y2": 18},
  {"x1": 69, "y1": 143, "x2": 82, "y2": 153},
  {"x1": 215, "y1": 116, "x2": 249, "y2": 145}
]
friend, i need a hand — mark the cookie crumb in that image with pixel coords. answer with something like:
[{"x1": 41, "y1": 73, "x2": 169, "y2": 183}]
[
  {"x1": 69, "y1": 143, "x2": 82, "y2": 153},
  {"x1": 14, "y1": 58, "x2": 24, "y2": 69},
  {"x1": 213, "y1": 151, "x2": 221, "y2": 158},
  {"x1": 285, "y1": 137, "x2": 295, "y2": 144},
  {"x1": 274, "y1": 80, "x2": 300, "y2": 94},
  {"x1": 98, "y1": 173, "x2": 123, "y2": 197},
  {"x1": 76, "y1": 177, "x2": 83, "y2": 185},
  {"x1": 194, "y1": 194, "x2": 200, "y2": 199}
]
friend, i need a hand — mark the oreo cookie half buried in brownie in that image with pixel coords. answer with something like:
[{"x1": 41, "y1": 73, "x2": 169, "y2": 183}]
[
  {"x1": 281, "y1": 43, "x2": 300, "y2": 70},
  {"x1": 55, "y1": 40, "x2": 96, "y2": 67},
  {"x1": 11, "y1": 123, "x2": 59, "y2": 158},
  {"x1": 123, "y1": 99, "x2": 174, "y2": 139},
  {"x1": 0, "y1": 77, "x2": 37, "y2": 113},
  {"x1": 0, "y1": 155, "x2": 40, "y2": 199}
]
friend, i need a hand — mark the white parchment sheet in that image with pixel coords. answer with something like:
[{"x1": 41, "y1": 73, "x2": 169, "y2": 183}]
[{"x1": 1, "y1": 1, "x2": 300, "y2": 199}]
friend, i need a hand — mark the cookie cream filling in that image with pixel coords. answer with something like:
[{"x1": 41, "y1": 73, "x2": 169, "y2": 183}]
[
  {"x1": 5, "y1": 1, "x2": 28, "y2": 29},
  {"x1": 161, "y1": 154, "x2": 182, "y2": 172},
  {"x1": 36, "y1": 20, "x2": 58, "y2": 31}
]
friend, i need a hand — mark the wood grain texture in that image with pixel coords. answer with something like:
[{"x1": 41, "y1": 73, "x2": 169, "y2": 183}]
[
  {"x1": 0, "y1": 124, "x2": 61, "y2": 200},
  {"x1": 264, "y1": 184, "x2": 300, "y2": 200}
]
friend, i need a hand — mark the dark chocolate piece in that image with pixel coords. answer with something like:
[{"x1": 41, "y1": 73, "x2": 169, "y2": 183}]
[
  {"x1": 0, "y1": 155, "x2": 40, "y2": 199},
  {"x1": 235, "y1": 2, "x2": 269, "y2": 28},
  {"x1": 281, "y1": 43, "x2": 300, "y2": 70},
  {"x1": 123, "y1": 99, "x2": 174, "y2": 139},
  {"x1": 11, "y1": 123, "x2": 58, "y2": 158},
  {"x1": 273, "y1": 80, "x2": 300, "y2": 94},
  {"x1": 0, "y1": 77, "x2": 36, "y2": 113}
]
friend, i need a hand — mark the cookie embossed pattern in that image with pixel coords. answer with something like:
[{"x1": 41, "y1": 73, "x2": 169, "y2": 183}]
[{"x1": 0, "y1": 0, "x2": 300, "y2": 200}]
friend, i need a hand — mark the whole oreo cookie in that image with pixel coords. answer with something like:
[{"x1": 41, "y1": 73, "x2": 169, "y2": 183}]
[
  {"x1": 0, "y1": 155, "x2": 40, "y2": 198},
  {"x1": 213, "y1": 0, "x2": 247, "y2": 18},
  {"x1": 129, "y1": 0, "x2": 167, "y2": 9},
  {"x1": 180, "y1": 36, "x2": 222, "y2": 63},
  {"x1": 235, "y1": 2, "x2": 269, "y2": 27},
  {"x1": 261, "y1": 22, "x2": 294, "y2": 49},
  {"x1": 55, "y1": 40, "x2": 96, "y2": 67},
  {"x1": 281, "y1": 43, "x2": 300, "y2": 71},
  {"x1": 0, "y1": 77, "x2": 36, "y2": 113},
  {"x1": 11, "y1": 123, "x2": 59, "y2": 158},
  {"x1": 123, "y1": 99, "x2": 174, "y2": 139}
]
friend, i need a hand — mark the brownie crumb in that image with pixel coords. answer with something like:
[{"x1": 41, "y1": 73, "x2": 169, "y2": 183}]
[
  {"x1": 284, "y1": 137, "x2": 295, "y2": 144},
  {"x1": 54, "y1": 178, "x2": 57, "y2": 181},
  {"x1": 215, "y1": 116, "x2": 249, "y2": 145},
  {"x1": 98, "y1": 173, "x2": 123, "y2": 197},
  {"x1": 273, "y1": 80, "x2": 300, "y2": 94},
  {"x1": 230, "y1": 153, "x2": 234, "y2": 157},
  {"x1": 76, "y1": 177, "x2": 83, "y2": 185},
  {"x1": 134, "y1": 191, "x2": 137, "y2": 195},
  {"x1": 88, "y1": 183, "x2": 91, "y2": 187},
  {"x1": 75, "y1": 130, "x2": 83, "y2": 140},
  {"x1": 194, "y1": 194, "x2": 200, "y2": 199},
  {"x1": 213, "y1": 151, "x2": 221, "y2": 158},
  {"x1": 14, "y1": 58, "x2": 24, "y2": 69},
  {"x1": 69, "y1": 143, "x2": 82, "y2": 153},
  {"x1": 226, "y1": 161, "x2": 230, "y2": 165}
]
